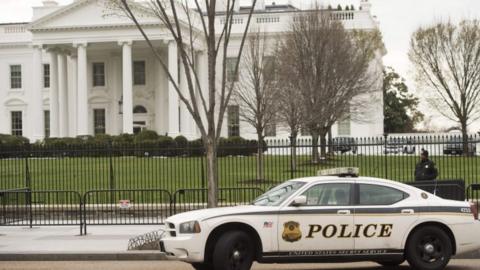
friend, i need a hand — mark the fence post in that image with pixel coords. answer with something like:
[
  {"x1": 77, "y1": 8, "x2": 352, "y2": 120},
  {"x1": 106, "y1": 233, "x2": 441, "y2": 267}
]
[
  {"x1": 384, "y1": 133, "x2": 388, "y2": 179},
  {"x1": 108, "y1": 141, "x2": 115, "y2": 191},
  {"x1": 289, "y1": 136, "x2": 294, "y2": 179},
  {"x1": 201, "y1": 152, "x2": 206, "y2": 204},
  {"x1": 24, "y1": 151, "x2": 31, "y2": 190}
]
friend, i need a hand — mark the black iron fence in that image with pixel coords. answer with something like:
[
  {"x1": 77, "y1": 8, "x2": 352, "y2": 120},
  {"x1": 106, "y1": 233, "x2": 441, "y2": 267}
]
[
  {"x1": 1, "y1": 134, "x2": 479, "y2": 194},
  {"x1": 82, "y1": 189, "x2": 171, "y2": 235},
  {"x1": 0, "y1": 187, "x2": 265, "y2": 234},
  {"x1": 171, "y1": 187, "x2": 264, "y2": 215}
]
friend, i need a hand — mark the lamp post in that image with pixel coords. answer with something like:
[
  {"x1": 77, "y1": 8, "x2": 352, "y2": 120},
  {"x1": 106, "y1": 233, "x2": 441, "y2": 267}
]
[{"x1": 118, "y1": 96, "x2": 123, "y2": 115}]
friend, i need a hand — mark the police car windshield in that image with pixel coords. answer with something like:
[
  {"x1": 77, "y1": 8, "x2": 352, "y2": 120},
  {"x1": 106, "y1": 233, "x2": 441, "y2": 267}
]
[{"x1": 253, "y1": 181, "x2": 306, "y2": 206}]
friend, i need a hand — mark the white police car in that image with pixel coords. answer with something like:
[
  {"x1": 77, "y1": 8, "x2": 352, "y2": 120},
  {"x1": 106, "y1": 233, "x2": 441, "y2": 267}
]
[{"x1": 160, "y1": 168, "x2": 480, "y2": 270}]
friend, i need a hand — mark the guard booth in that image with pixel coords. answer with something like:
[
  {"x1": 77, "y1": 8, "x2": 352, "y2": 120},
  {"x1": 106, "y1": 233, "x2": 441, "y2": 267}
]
[{"x1": 407, "y1": 180, "x2": 466, "y2": 201}]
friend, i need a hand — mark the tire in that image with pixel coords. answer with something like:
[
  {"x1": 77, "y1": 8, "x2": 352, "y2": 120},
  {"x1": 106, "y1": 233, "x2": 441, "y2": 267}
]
[
  {"x1": 212, "y1": 231, "x2": 254, "y2": 270},
  {"x1": 191, "y1": 263, "x2": 212, "y2": 270},
  {"x1": 406, "y1": 226, "x2": 452, "y2": 270}
]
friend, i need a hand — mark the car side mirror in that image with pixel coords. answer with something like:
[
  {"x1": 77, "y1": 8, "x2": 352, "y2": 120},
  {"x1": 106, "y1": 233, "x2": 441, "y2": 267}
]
[{"x1": 290, "y1": 195, "x2": 307, "y2": 207}]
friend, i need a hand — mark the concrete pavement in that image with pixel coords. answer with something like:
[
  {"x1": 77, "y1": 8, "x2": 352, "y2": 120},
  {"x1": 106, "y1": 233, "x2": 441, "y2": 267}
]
[
  {"x1": 1, "y1": 260, "x2": 480, "y2": 270},
  {"x1": 0, "y1": 225, "x2": 165, "y2": 260},
  {"x1": 0, "y1": 225, "x2": 479, "y2": 261}
]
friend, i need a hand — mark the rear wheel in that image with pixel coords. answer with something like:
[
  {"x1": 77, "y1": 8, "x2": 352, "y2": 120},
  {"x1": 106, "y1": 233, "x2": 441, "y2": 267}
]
[
  {"x1": 406, "y1": 226, "x2": 452, "y2": 270},
  {"x1": 212, "y1": 231, "x2": 254, "y2": 270}
]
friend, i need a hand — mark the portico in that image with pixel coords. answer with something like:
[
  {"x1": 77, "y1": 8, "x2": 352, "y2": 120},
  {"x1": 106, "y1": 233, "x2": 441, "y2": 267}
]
[{"x1": 25, "y1": 0, "x2": 198, "y2": 140}]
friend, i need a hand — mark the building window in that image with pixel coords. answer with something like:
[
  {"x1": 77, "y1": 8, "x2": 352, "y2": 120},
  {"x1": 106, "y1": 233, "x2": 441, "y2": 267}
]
[
  {"x1": 92, "y1": 63, "x2": 105, "y2": 87},
  {"x1": 265, "y1": 122, "x2": 277, "y2": 137},
  {"x1": 226, "y1": 58, "x2": 239, "y2": 82},
  {"x1": 44, "y1": 110, "x2": 50, "y2": 138},
  {"x1": 43, "y1": 64, "x2": 50, "y2": 88},
  {"x1": 133, "y1": 105, "x2": 147, "y2": 114},
  {"x1": 338, "y1": 116, "x2": 351, "y2": 136},
  {"x1": 133, "y1": 61, "x2": 146, "y2": 85},
  {"x1": 93, "y1": 109, "x2": 106, "y2": 135},
  {"x1": 227, "y1": 105, "x2": 240, "y2": 137},
  {"x1": 10, "y1": 65, "x2": 22, "y2": 89},
  {"x1": 11, "y1": 111, "x2": 22, "y2": 136}
]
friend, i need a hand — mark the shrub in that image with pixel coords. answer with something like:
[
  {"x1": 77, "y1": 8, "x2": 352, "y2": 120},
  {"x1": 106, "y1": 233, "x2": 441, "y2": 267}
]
[{"x1": 134, "y1": 130, "x2": 159, "y2": 143}]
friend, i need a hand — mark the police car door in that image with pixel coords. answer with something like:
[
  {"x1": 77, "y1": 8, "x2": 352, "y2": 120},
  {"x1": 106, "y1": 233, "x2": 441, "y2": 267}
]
[
  {"x1": 353, "y1": 182, "x2": 418, "y2": 252},
  {"x1": 277, "y1": 182, "x2": 355, "y2": 254}
]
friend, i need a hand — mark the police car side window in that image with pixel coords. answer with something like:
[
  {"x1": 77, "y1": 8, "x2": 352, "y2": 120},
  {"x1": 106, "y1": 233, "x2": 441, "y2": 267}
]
[
  {"x1": 302, "y1": 183, "x2": 351, "y2": 206},
  {"x1": 359, "y1": 184, "x2": 408, "y2": 206}
]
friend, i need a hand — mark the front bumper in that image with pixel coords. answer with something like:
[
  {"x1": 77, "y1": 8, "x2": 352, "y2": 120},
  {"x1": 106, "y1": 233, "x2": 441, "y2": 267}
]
[{"x1": 160, "y1": 235, "x2": 204, "y2": 263}]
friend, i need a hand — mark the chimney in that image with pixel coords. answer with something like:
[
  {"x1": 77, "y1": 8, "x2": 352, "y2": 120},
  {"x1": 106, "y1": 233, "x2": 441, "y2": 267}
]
[
  {"x1": 215, "y1": 0, "x2": 240, "y2": 13},
  {"x1": 360, "y1": 0, "x2": 371, "y2": 11},
  {"x1": 254, "y1": 0, "x2": 265, "y2": 11},
  {"x1": 42, "y1": 0, "x2": 58, "y2": 7}
]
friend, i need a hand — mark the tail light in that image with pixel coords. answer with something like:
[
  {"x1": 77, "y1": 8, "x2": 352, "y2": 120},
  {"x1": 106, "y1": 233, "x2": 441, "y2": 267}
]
[{"x1": 470, "y1": 203, "x2": 478, "y2": 220}]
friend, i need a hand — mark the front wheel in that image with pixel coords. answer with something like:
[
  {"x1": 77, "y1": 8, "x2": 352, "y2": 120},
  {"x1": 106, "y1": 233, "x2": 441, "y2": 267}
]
[
  {"x1": 191, "y1": 263, "x2": 212, "y2": 270},
  {"x1": 406, "y1": 226, "x2": 452, "y2": 270},
  {"x1": 376, "y1": 259, "x2": 405, "y2": 267},
  {"x1": 212, "y1": 231, "x2": 255, "y2": 270}
]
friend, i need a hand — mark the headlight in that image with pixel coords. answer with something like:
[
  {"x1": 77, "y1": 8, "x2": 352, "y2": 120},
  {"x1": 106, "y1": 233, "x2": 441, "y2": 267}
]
[{"x1": 179, "y1": 221, "x2": 201, "y2": 234}]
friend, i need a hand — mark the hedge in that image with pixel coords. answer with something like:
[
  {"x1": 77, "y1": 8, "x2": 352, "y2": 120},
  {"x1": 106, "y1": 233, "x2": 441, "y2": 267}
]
[{"x1": 0, "y1": 131, "x2": 267, "y2": 158}]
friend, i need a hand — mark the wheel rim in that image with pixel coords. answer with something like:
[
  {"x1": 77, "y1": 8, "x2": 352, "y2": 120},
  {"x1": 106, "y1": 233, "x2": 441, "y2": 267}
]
[
  {"x1": 229, "y1": 240, "x2": 247, "y2": 270},
  {"x1": 416, "y1": 234, "x2": 445, "y2": 263}
]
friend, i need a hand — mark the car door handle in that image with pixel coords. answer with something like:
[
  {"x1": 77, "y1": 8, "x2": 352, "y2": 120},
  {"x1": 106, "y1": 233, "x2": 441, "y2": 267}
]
[
  {"x1": 337, "y1": 210, "x2": 351, "y2": 215},
  {"x1": 401, "y1": 209, "x2": 415, "y2": 214}
]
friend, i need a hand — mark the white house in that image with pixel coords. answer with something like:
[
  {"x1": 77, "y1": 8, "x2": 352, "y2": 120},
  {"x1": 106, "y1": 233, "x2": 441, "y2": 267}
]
[{"x1": 0, "y1": 0, "x2": 384, "y2": 142}]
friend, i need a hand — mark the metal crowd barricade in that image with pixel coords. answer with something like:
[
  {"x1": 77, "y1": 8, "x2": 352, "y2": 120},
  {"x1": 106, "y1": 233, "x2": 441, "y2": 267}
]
[
  {"x1": 0, "y1": 188, "x2": 83, "y2": 234},
  {"x1": 82, "y1": 189, "x2": 172, "y2": 235},
  {"x1": 467, "y1": 184, "x2": 480, "y2": 214},
  {"x1": 172, "y1": 187, "x2": 264, "y2": 215}
]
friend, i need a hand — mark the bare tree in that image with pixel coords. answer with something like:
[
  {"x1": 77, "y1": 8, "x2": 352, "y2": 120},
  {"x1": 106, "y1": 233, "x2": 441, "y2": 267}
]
[
  {"x1": 410, "y1": 20, "x2": 480, "y2": 154},
  {"x1": 274, "y1": 47, "x2": 303, "y2": 171},
  {"x1": 277, "y1": 7, "x2": 381, "y2": 163},
  {"x1": 109, "y1": 0, "x2": 258, "y2": 207},
  {"x1": 234, "y1": 31, "x2": 277, "y2": 181}
]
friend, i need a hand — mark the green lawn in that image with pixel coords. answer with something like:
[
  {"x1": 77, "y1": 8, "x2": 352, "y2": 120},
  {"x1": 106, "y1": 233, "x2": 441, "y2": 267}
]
[{"x1": 1, "y1": 154, "x2": 479, "y2": 195}]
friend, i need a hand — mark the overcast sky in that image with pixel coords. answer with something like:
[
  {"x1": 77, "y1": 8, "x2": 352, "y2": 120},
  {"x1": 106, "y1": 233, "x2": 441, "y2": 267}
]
[{"x1": 1, "y1": 0, "x2": 480, "y2": 131}]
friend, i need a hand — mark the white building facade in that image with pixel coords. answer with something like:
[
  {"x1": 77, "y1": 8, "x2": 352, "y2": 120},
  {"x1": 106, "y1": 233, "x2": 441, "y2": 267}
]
[{"x1": 0, "y1": 0, "x2": 384, "y2": 142}]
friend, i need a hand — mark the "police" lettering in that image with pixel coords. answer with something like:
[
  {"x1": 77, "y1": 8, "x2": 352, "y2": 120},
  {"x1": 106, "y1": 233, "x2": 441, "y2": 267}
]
[{"x1": 306, "y1": 224, "x2": 393, "y2": 239}]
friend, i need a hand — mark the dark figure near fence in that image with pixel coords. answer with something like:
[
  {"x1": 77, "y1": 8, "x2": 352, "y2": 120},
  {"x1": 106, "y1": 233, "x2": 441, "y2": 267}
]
[{"x1": 415, "y1": 150, "x2": 438, "y2": 181}]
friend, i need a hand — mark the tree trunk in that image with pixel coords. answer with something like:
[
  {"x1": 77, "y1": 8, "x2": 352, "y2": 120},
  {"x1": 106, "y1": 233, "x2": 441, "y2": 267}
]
[
  {"x1": 205, "y1": 138, "x2": 218, "y2": 208},
  {"x1": 327, "y1": 128, "x2": 333, "y2": 155},
  {"x1": 320, "y1": 133, "x2": 327, "y2": 160},
  {"x1": 257, "y1": 134, "x2": 265, "y2": 181},
  {"x1": 461, "y1": 119, "x2": 469, "y2": 156},
  {"x1": 290, "y1": 133, "x2": 298, "y2": 172},
  {"x1": 311, "y1": 132, "x2": 320, "y2": 164}
]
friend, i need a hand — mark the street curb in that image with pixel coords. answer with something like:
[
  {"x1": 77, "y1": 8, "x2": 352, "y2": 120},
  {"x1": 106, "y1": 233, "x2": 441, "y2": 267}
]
[
  {"x1": 0, "y1": 251, "x2": 167, "y2": 261},
  {"x1": 0, "y1": 251, "x2": 479, "y2": 261}
]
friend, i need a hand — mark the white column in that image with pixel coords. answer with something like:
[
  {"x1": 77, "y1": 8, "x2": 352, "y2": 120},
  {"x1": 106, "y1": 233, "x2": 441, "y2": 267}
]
[
  {"x1": 58, "y1": 53, "x2": 68, "y2": 137},
  {"x1": 31, "y1": 44, "x2": 45, "y2": 141},
  {"x1": 75, "y1": 42, "x2": 89, "y2": 136},
  {"x1": 154, "y1": 51, "x2": 166, "y2": 134},
  {"x1": 167, "y1": 41, "x2": 179, "y2": 137},
  {"x1": 111, "y1": 54, "x2": 122, "y2": 135},
  {"x1": 67, "y1": 54, "x2": 77, "y2": 137},
  {"x1": 119, "y1": 40, "x2": 133, "y2": 134},
  {"x1": 179, "y1": 61, "x2": 195, "y2": 138},
  {"x1": 48, "y1": 50, "x2": 59, "y2": 137}
]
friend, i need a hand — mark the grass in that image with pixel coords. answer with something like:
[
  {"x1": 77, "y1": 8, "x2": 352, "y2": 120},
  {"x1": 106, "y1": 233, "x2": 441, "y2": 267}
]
[{"x1": 1, "y1": 154, "x2": 479, "y2": 195}]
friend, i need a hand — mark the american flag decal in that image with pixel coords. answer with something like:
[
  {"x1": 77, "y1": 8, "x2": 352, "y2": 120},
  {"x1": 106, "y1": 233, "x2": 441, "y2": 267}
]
[{"x1": 264, "y1": 222, "x2": 273, "y2": 228}]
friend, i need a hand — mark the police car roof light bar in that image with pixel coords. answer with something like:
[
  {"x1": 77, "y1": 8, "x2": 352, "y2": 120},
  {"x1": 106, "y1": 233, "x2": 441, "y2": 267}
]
[{"x1": 318, "y1": 167, "x2": 359, "y2": 178}]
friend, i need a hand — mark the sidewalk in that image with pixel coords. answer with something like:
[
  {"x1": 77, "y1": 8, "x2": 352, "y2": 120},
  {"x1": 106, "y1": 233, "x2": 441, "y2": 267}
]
[
  {"x1": 0, "y1": 225, "x2": 479, "y2": 261},
  {"x1": 0, "y1": 225, "x2": 166, "y2": 261}
]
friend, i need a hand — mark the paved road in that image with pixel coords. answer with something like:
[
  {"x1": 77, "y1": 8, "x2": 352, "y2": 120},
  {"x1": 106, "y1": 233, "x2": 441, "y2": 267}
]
[{"x1": 0, "y1": 260, "x2": 479, "y2": 270}]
